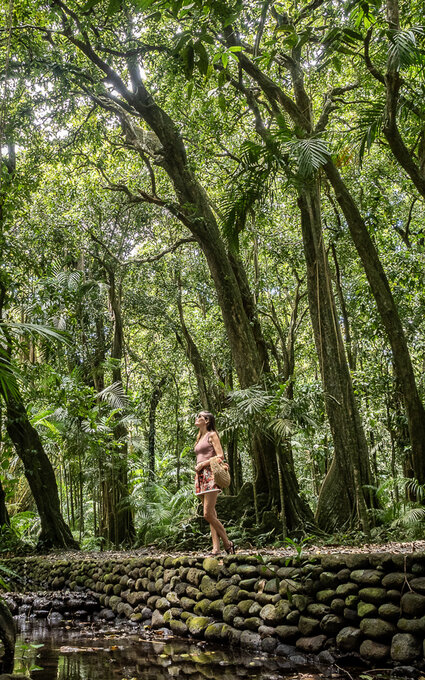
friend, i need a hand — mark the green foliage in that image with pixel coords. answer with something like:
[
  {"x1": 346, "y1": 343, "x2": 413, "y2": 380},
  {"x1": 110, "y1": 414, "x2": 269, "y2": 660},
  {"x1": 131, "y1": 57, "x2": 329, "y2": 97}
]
[
  {"x1": 1, "y1": 0, "x2": 425, "y2": 551},
  {"x1": 135, "y1": 483, "x2": 199, "y2": 547}
]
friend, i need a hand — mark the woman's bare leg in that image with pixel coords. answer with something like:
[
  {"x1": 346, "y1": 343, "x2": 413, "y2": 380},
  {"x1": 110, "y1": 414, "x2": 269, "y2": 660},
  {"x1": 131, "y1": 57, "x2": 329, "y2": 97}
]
[
  {"x1": 203, "y1": 491, "x2": 231, "y2": 549},
  {"x1": 202, "y1": 494, "x2": 220, "y2": 552}
]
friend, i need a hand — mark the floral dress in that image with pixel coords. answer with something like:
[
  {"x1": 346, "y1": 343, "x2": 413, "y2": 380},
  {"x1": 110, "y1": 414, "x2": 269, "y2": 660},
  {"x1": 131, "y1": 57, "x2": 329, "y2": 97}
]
[{"x1": 194, "y1": 431, "x2": 222, "y2": 496}]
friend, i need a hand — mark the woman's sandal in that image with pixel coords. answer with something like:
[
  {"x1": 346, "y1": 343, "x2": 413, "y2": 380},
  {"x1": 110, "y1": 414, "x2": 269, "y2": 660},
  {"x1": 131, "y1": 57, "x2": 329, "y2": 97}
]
[{"x1": 225, "y1": 541, "x2": 235, "y2": 555}]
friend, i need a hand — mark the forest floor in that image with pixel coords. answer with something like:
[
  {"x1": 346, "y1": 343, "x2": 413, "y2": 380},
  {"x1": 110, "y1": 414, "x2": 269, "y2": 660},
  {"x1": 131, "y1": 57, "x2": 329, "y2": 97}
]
[{"x1": 19, "y1": 538, "x2": 425, "y2": 561}]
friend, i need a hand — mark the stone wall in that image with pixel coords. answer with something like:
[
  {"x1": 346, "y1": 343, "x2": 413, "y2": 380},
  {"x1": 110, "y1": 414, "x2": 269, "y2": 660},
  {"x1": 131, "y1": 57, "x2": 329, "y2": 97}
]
[{"x1": 2, "y1": 551, "x2": 425, "y2": 669}]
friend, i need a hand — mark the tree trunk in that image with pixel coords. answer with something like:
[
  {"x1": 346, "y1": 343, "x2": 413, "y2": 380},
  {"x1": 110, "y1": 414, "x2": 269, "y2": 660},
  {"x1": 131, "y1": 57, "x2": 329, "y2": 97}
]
[
  {"x1": 325, "y1": 160, "x2": 425, "y2": 484},
  {"x1": 4, "y1": 393, "x2": 79, "y2": 549},
  {"x1": 99, "y1": 266, "x2": 135, "y2": 546},
  {"x1": 0, "y1": 599, "x2": 15, "y2": 674},
  {"x1": 298, "y1": 185, "x2": 373, "y2": 531},
  {"x1": 176, "y1": 283, "x2": 214, "y2": 410},
  {"x1": 148, "y1": 376, "x2": 167, "y2": 482},
  {"x1": 228, "y1": 432, "x2": 242, "y2": 495},
  {"x1": 0, "y1": 406, "x2": 10, "y2": 527},
  {"x1": 0, "y1": 280, "x2": 77, "y2": 549},
  {"x1": 0, "y1": 477, "x2": 9, "y2": 527}
]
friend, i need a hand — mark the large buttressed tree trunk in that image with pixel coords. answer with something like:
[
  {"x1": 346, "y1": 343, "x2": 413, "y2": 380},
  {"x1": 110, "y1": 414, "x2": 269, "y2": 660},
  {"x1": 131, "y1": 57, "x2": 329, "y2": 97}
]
[
  {"x1": 298, "y1": 186, "x2": 373, "y2": 530},
  {"x1": 324, "y1": 161, "x2": 425, "y2": 485},
  {"x1": 44, "y1": 2, "x2": 313, "y2": 530}
]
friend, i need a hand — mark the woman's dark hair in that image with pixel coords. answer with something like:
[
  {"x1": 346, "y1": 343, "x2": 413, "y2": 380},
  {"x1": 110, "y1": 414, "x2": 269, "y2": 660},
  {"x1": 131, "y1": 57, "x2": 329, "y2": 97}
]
[
  {"x1": 195, "y1": 411, "x2": 216, "y2": 442},
  {"x1": 202, "y1": 411, "x2": 215, "y2": 432}
]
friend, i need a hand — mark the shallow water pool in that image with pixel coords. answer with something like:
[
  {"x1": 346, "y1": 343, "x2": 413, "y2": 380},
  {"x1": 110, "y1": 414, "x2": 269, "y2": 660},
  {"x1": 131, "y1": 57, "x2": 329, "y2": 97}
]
[{"x1": 12, "y1": 618, "x2": 367, "y2": 680}]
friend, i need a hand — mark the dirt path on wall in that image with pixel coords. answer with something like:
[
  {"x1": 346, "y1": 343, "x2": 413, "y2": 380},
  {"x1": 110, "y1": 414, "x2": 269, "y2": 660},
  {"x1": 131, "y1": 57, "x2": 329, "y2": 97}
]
[{"x1": 6, "y1": 539, "x2": 425, "y2": 562}]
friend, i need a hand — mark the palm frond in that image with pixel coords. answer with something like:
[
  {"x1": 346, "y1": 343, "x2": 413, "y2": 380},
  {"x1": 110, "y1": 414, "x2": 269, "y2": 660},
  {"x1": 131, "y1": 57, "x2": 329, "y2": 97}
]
[
  {"x1": 97, "y1": 381, "x2": 129, "y2": 410},
  {"x1": 388, "y1": 27, "x2": 425, "y2": 70},
  {"x1": 287, "y1": 137, "x2": 330, "y2": 176},
  {"x1": 54, "y1": 270, "x2": 83, "y2": 291},
  {"x1": 0, "y1": 321, "x2": 69, "y2": 345},
  {"x1": 355, "y1": 100, "x2": 385, "y2": 164},
  {"x1": 221, "y1": 141, "x2": 279, "y2": 250},
  {"x1": 398, "y1": 507, "x2": 425, "y2": 526}
]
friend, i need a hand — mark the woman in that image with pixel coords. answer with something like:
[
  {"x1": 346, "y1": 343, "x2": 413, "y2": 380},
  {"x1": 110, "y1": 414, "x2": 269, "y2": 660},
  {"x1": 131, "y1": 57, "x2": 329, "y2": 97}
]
[{"x1": 194, "y1": 411, "x2": 235, "y2": 555}]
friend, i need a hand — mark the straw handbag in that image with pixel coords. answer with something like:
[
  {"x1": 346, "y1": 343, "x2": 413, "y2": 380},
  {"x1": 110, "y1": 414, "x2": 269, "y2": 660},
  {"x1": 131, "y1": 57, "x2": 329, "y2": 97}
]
[{"x1": 209, "y1": 456, "x2": 231, "y2": 489}]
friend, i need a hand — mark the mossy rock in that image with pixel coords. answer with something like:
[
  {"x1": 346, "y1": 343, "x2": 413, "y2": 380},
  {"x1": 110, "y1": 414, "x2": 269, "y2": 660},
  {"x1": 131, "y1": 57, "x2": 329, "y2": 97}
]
[
  {"x1": 243, "y1": 616, "x2": 262, "y2": 631},
  {"x1": 396, "y1": 615, "x2": 425, "y2": 634},
  {"x1": 292, "y1": 594, "x2": 310, "y2": 612},
  {"x1": 264, "y1": 579, "x2": 279, "y2": 594},
  {"x1": 216, "y1": 578, "x2": 232, "y2": 592},
  {"x1": 320, "y1": 613, "x2": 344, "y2": 635},
  {"x1": 202, "y1": 557, "x2": 220, "y2": 577},
  {"x1": 239, "y1": 578, "x2": 258, "y2": 590},
  {"x1": 223, "y1": 604, "x2": 239, "y2": 624},
  {"x1": 180, "y1": 597, "x2": 195, "y2": 611},
  {"x1": 260, "y1": 604, "x2": 279, "y2": 623},
  {"x1": 207, "y1": 599, "x2": 224, "y2": 616},
  {"x1": 306, "y1": 603, "x2": 329, "y2": 618},
  {"x1": 359, "y1": 617, "x2": 396, "y2": 640},
  {"x1": 345, "y1": 555, "x2": 370, "y2": 570},
  {"x1": 400, "y1": 592, "x2": 425, "y2": 616},
  {"x1": 320, "y1": 555, "x2": 348, "y2": 571},
  {"x1": 378, "y1": 603, "x2": 400, "y2": 621},
  {"x1": 358, "y1": 588, "x2": 387, "y2": 605},
  {"x1": 390, "y1": 633, "x2": 422, "y2": 662},
  {"x1": 155, "y1": 597, "x2": 171, "y2": 612},
  {"x1": 357, "y1": 601, "x2": 377, "y2": 618},
  {"x1": 286, "y1": 610, "x2": 300, "y2": 624},
  {"x1": 186, "y1": 569, "x2": 204, "y2": 586},
  {"x1": 238, "y1": 599, "x2": 256, "y2": 616},
  {"x1": 193, "y1": 599, "x2": 211, "y2": 616},
  {"x1": 279, "y1": 579, "x2": 302, "y2": 596},
  {"x1": 276, "y1": 567, "x2": 299, "y2": 579},
  {"x1": 275, "y1": 624, "x2": 299, "y2": 640},
  {"x1": 316, "y1": 589, "x2": 336, "y2": 604},
  {"x1": 382, "y1": 572, "x2": 407, "y2": 589},
  {"x1": 255, "y1": 593, "x2": 278, "y2": 606},
  {"x1": 319, "y1": 572, "x2": 338, "y2": 588},
  {"x1": 205, "y1": 622, "x2": 230, "y2": 642},
  {"x1": 147, "y1": 595, "x2": 160, "y2": 609},
  {"x1": 236, "y1": 565, "x2": 258, "y2": 578},
  {"x1": 359, "y1": 639, "x2": 390, "y2": 661},
  {"x1": 336, "y1": 626, "x2": 362, "y2": 652},
  {"x1": 163, "y1": 608, "x2": 181, "y2": 623},
  {"x1": 200, "y1": 575, "x2": 220, "y2": 599},
  {"x1": 108, "y1": 596, "x2": 121, "y2": 611},
  {"x1": 187, "y1": 616, "x2": 211, "y2": 637},
  {"x1": 155, "y1": 578, "x2": 164, "y2": 592},
  {"x1": 222, "y1": 585, "x2": 240, "y2": 605},
  {"x1": 170, "y1": 619, "x2": 188, "y2": 636},
  {"x1": 298, "y1": 616, "x2": 320, "y2": 636},
  {"x1": 350, "y1": 570, "x2": 382, "y2": 586},
  {"x1": 345, "y1": 595, "x2": 359, "y2": 608},
  {"x1": 166, "y1": 591, "x2": 180, "y2": 606}
]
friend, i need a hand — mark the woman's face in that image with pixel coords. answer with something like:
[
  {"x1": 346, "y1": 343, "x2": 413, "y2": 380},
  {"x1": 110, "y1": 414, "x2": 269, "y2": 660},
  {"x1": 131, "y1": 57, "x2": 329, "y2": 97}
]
[{"x1": 195, "y1": 412, "x2": 208, "y2": 428}]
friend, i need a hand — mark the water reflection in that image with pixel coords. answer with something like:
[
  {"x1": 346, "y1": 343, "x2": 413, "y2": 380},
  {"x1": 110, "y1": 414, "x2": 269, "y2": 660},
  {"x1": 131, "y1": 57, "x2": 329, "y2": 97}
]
[{"x1": 13, "y1": 619, "x2": 363, "y2": 680}]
